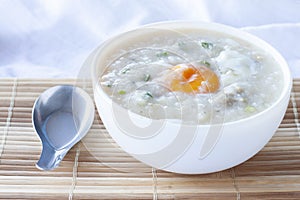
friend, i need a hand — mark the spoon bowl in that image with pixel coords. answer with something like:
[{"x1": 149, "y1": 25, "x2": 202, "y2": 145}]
[{"x1": 32, "y1": 85, "x2": 94, "y2": 170}]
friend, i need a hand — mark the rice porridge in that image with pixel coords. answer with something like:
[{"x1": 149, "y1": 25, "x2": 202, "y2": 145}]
[{"x1": 99, "y1": 30, "x2": 283, "y2": 124}]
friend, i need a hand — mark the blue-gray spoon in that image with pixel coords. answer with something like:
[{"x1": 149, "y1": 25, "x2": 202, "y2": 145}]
[{"x1": 32, "y1": 85, "x2": 94, "y2": 170}]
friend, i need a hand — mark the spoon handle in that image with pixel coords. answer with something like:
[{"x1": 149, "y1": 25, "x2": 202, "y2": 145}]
[{"x1": 36, "y1": 142, "x2": 68, "y2": 170}]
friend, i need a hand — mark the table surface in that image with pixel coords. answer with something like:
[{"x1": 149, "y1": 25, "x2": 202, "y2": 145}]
[{"x1": 1, "y1": 78, "x2": 300, "y2": 199}]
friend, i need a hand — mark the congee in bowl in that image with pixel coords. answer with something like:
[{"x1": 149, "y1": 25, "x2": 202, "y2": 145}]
[
  {"x1": 90, "y1": 21, "x2": 291, "y2": 174},
  {"x1": 99, "y1": 30, "x2": 283, "y2": 124}
]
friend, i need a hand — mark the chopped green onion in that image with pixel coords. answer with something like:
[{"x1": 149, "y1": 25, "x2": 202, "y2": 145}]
[
  {"x1": 156, "y1": 51, "x2": 169, "y2": 57},
  {"x1": 162, "y1": 52, "x2": 168, "y2": 56},
  {"x1": 118, "y1": 90, "x2": 126, "y2": 95},
  {"x1": 144, "y1": 74, "x2": 151, "y2": 82},
  {"x1": 144, "y1": 92, "x2": 153, "y2": 98},
  {"x1": 121, "y1": 68, "x2": 130, "y2": 74},
  {"x1": 103, "y1": 82, "x2": 112, "y2": 87},
  {"x1": 245, "y1": 106, "x2": 256, "y2": 113},
  {"x1": 178, "y1": 41, "x2": 186, "y2": 47},
  {"x1": 200, "y1": 60, "x2": 211, "y2": 67},
  {"x1": 201, "y1": 42, "x2": 213, "y2": 49}
]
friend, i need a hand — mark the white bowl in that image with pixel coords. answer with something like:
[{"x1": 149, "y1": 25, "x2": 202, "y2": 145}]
[{"x1": 89, "y1": 21, "x2": 292, "y2": 174}]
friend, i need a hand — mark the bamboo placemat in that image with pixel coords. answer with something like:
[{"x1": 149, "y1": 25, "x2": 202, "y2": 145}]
[{"x1": 1, "y1": 78, "x2": 300, "y2": 199}]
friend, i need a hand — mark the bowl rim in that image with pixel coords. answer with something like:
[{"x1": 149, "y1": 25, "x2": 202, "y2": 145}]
[{"x1": 91, "y1": 20, "x2": 292, "y2": 127}]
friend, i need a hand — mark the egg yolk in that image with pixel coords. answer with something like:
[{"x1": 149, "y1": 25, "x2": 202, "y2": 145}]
[{"x1": 169, "y1": 64, "x2": 219, "y2": 93}]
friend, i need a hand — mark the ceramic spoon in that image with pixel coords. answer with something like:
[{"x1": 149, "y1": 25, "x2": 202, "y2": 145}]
[{"x1": 32, "y1": 85, "x2": 94, "y2": 170}]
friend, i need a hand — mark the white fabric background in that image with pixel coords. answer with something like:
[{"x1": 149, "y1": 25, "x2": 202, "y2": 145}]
[{"x1": 0, "y1": 0, "x2": 299, "y2": 78}]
